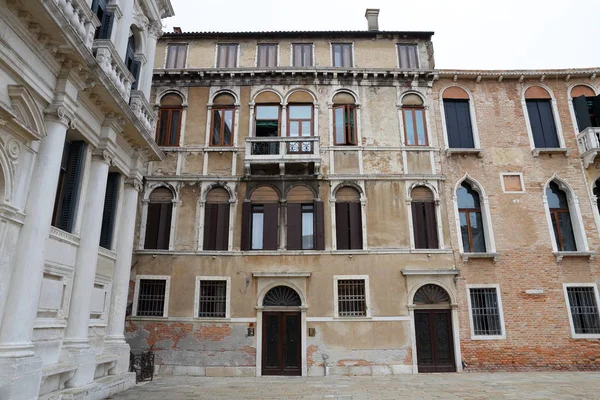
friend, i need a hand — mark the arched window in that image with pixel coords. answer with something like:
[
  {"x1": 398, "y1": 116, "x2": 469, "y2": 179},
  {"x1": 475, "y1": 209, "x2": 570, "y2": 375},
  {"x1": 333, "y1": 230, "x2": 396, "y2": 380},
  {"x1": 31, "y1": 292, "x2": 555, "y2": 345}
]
[
  {"x1": 203, "y1": 187, "x2": 230, "y2": 251},
  {"x1": 210, "y1": 93, "x2": 235, "y2": 146},
  {"x1": 524, "y1": 86, "x2": 559, "y2": 148},
  {"x1": 125, "y1": 32, "x2": 141, "y2": 90},
  {"x1": 241, "y1": 186, "x2": 279, "y2": 250},
  {"x1": 286, "y1": 185, "x2": 324, "y2": 250},
  {"x1": 442, "y1": 87, "x2": 474, "y2": 149},
  {"x1": 335, "y1": 186, "x2": 362, "y2": 250},
  {"x1": 546, "y1": 181, "x2": 576, "y2": 251},
  {"x1": 411, "y1": 186, "x2": 438, "y2": 249},
  {"x1": 457, "y1": 182, "x2": 485, "y2": 253},
  {"x1": 402, "y1": 94, "x2": 428, "y2": 146},
  {"x1": 156, "y1": 94, "x2": 183, "y2": 146},
  {"x1": 571, "y1": 85, "x2": 600, "y2": 133},
  {"x1": 254, "y1": 91, "x2": 281, "y2": 138},
  {"x1": 332, "y1": 92, "x2": 357, "y2": 146},
  {"x1": 287, "y1": 91, "x2": 314, "y2": 137},
  {"x1": 145, "y1": 187, "x2": 173, "y2": 250}
]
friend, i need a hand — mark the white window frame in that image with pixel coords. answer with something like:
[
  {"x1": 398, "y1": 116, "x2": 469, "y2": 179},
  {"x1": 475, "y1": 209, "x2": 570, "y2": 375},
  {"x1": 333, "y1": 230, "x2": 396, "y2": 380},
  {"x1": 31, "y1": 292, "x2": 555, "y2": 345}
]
[
  {"x1": 563, "y1": 283, "x2": 600, "y2": 339},
  {"x1": 290, "y1": 43, "x2": 315, "y2": 67},
  {"x1": 194, "y1": 276, "x2": 231, "y2": 319},
  {"x1": 132, "y1": 275, "x2": 171, "y2": 317},
  {"x1": 521, "y1": 84, "x2": 566, "y2": 152},
  {"x1": 330, "y1": 42, "x2": 355, "y2": 68},
  {"x1": 395, "y1": 43, "x2": 420, "y2": 69},
  {"x1": 500, "y1": 172, "x2": 526, "y2": 194},
  {"x1": 333, "y1": 275, "x2": 371, "y2": 318},
  {"x1": 466, "y1": 284, "x2": 506, "y2": 340},
  {"x1": 164, "y1": 43, "x2": 189, "y2": 69},
  {"x1": 438, "y1": 85, "x2": 481, "y2": 150}
]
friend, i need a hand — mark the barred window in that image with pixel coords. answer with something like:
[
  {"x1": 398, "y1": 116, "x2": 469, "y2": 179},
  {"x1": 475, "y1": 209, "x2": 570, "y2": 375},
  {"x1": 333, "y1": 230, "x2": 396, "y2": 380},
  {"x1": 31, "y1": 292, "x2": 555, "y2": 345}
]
[
  {"x1": 137, "y1": 279, "x2": 166, "y2": 316},
  {"x1": 469, "y1": 288, "x2": 502, "y2": 336},
  {"x1": 567, "y1": 287, "x2": 600, "y2": 334},
  {"x1": 198, "y1": 280, "x2": 227, "y2": 318},
  {"x1": 337, "y1": 279, "x2": 366, "y2": 317}
]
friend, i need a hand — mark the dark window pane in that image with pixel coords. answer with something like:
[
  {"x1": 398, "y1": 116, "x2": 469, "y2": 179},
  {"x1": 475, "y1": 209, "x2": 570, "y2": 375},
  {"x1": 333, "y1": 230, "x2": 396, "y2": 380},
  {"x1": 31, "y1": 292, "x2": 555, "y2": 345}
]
[
  {"x1": 137, "y1": 279, "x2": 166, "y2": 316},
  {"x1": 567, "y1": 287, "x2": 600, "y2": 334},
  {"x1": 337, "y1": 279, "x2": 366, "y2": 317},
  {"x1": 469, "y1": 288, "x2": 502, "y2": 335},
  {"x1": 212, "y1": 110, "x2": 222, "y2": 145},
  {"x1": 198, "y1": 280, "x2": 227, "y2": 318},
  {"x1": 444, "y1": 100, "x2": 474, "y2": 148},
  {"x1": 398, "y1": 44, "x2": 418, "y2": 68},
  {"x1": 546, "y1": 182, "x2": 569, "y2": 209},
  {"x1": 557, "y1": 211, "x2": 576, "y2": 251},
  {"x1": 527, "y1": 100, "x2": 559, "y2": 148}
]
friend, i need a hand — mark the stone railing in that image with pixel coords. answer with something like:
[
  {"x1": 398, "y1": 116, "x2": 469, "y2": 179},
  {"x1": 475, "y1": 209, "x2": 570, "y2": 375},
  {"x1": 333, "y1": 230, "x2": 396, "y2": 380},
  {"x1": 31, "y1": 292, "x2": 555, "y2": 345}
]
[
  {"x1": 245, "y1": 136, "x2": 320, "y2": 161},
  {"x1": 93, "y1": 40, "x2": 134, "y2": 102},
  {"x1": 576, "y1": 126, "x2": 600, "y2": 168},
  {"x1": 49, "y1": 0, "x2": 98, "y2": 49},
  {"x1": 129, "y1": 90, "x2": 156, "y2": 134}
]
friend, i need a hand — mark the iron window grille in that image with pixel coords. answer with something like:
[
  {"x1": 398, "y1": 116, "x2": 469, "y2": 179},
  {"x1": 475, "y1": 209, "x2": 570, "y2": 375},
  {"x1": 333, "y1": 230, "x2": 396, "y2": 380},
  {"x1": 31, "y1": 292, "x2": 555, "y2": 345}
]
[
  {"x1": 567, "y1": 287, "x2": 600, "y2": 334},
  {"x1": 469, "y1": 288, "x2": 502, "y2": 336},
  {"x1": 198, "y1": 280, "x2": 227, "y2": 318},
  {"x1": 136, "y1": 279, "x2": 166, "y2": 316},
  {"x1": 337, "y1": 279, "x2": 366, "y2": 317}
]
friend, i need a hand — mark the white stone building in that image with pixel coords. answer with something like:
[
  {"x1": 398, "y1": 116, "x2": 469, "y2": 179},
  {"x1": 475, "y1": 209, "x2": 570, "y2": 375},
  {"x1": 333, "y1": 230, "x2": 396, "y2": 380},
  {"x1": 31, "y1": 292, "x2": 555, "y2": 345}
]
[{"x1": 0, "y1": 0, "x2": 173, "y2": 398}]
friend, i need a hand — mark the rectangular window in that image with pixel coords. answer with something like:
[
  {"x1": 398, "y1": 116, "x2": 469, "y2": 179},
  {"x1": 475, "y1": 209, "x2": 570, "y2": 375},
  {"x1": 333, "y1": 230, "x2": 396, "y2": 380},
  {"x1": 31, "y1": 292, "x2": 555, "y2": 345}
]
[
  {"x1": 156, "y1": 107, "x2": 182, "y2": 146},
  {"x1": 443, "y1": 99, "x2": 475, "y2": 149},
  {"x1": 52, "y1": 140, "x2": 86, "y2": 233},
  {"x1": 99, "y1": 173, "x2": 120, "y2": 249},
  {"x1": 468, "y1": 287, "x2": 504, "y2": 337},
  {"x1": 403, "y1": 107, "x2": 428, "y2": 146},
  {"x1": 526, "y1": 100, "x2": 559, "y2": 148},
  {"x1": 566, "y1": 286, "x2": 600, "y2": 335},
  {"x1": 165, "y1": 44, "x2": 187, "y2": 68},
  {"x1": 211, "y1": 108, "x2": 234, "y2": 146},
  {"x1": 336, "y1": 278, "x2": 367, "y2": 317},
  {"x1": 333, "y1": 105, "x2": 357, "y2": 145},
  {"x1": 255, "y1": 105, "x2": 280, "y2": 138},
  {"x1": 397, "y1": 44, "x2": 419, "y2": 69},
  {"x1": 251, "y1": 205, "x2": 264, "y2": 250},
  {"x1": 197, "y1": 279, "x2": 227, "y2": 318},
  {"x1": 332, "y1": 43, "x2": 353, "y2": 67},
  {"x1": 412, "y1": 201, "x2": 438, "y2": 249},
  {"x1": 288, "y1": 105, "x2": 313, "y2": 137},
  {"x1": 257, "y1": 44, "x2": 277, "y2": 67},
  {"x1": 136, "y1": 278, "x2": 167, "y2": 317},
  {"x1": 242, "y1": 202, "x2": 278, "y2": 251},
  {"x1": 301, "y1": 204, "x2": 314, "y2": 250},
  {"x1": 203, "y1": 203, "x2": 230, "y2": 251},
  {"x1": 217, "y1": 44, "x2": 238, "y2": 68},
  {"x1": 335, "y1": 202, "x2": 362, "y2": 250},
  {"x1": 91, "y1": 0, "x2": 114, "y2": 40},
  {"x1": 292, "y1": 44, "x2": 313, "y2": 67}
]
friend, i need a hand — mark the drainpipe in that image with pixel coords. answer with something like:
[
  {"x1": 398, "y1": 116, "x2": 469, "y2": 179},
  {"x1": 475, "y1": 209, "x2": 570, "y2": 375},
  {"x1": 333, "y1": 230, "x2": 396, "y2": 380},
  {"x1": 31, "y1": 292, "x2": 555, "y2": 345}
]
[{"x1": 322, "y1": 354, "x2": 329, "y2": 376}]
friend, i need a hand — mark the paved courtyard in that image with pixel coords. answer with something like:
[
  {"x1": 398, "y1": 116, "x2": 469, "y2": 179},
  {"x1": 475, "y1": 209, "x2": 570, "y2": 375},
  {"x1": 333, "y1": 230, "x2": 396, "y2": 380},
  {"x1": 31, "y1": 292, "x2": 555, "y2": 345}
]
[{"x1": 110, "y1": 372, "x2": 600, "y2": 400}]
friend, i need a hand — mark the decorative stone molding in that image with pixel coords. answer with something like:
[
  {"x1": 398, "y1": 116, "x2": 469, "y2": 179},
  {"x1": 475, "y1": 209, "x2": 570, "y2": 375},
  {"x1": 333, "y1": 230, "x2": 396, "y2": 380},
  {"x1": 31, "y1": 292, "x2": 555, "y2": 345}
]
[
  {"x1": 44, "y1": 106, "x2": 73, "y2": 127},
  {"x1": 125, "y1": 177, "x2": 143, "y2": 192},
  {"x1": 92, "y1": 149, "x2": 115, "y2": 165},
  {"x1": 148, "y1": 20, "x2": 164, "y2": 39}
]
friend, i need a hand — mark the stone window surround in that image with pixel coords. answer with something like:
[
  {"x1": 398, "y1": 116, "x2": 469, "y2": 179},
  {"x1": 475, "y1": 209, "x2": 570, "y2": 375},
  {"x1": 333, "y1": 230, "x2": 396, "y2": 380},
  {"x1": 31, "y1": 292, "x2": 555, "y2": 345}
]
[
  {"x1": 405, "y1": 181, "x2": 445, "y2": 250},
  {"x1": 254, "y1": 43, "x2": 280, "y2": 68},
  {"x1": 438, "y1": 84, "x2": 482, "y2": 151},
  {"x1": 196, "y1": 182, "x2": 237, "y2": 251},
  {"x1": 153, "y1": 88, "x2": 189, "y2": 148},
  {"x1": 214, "y1": 43, "x2": 240, "y2": 68},
  {"x1": 333, "y1": 274, "x2": 371, "y2": 318},
  {"x1": 466, "y1": 283, "x2": 506, "y2": 340},
  {"x1": 329, "y1": 42, "x2": 355, "y2": 68},
  {"x1": 163, "y1": 42, "x2": 189, "y2": 69},
  {"x1": 499, "y1": 172, "x2": 526, "y2": 194},
  {"x1": 563, "y1": 283, "x2": 600, "y2": 339},
  {"x1": 329, "y1": 181, "x2": 368, "y2": 251},
  {"x1": 138, "y1": 182, "x2": 180, "y2": 251},
  {"x1": 289, "y1": 43, "x2": 315, "y2": 67},
  {"x1": 132, "y1": 275, "x2": 171, "y2": 318},
  {"x1": 395, "y1": 42, "x2": 420, "y2": 69},
  {"x1": 194, "y1": 276, "x2": 231, "y2": 320}
]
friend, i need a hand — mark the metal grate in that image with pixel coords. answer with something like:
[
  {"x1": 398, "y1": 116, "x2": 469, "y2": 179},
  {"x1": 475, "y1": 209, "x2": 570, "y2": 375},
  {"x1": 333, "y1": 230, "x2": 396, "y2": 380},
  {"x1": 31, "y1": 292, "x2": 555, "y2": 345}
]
[
  {"x1": 469, "y1": 288, "x2": 502, "y2": 335},
  {"x1": 198, "y1": 280, "x2": 227, "y2": 318},
  {"x1": 338, "y1": 279, "x2": 366, "y2": 317},
  {"x1": 137, "y1": 279, "x2": 166, "y2": 316},
  {"x1": 251, "y1": 141, "x2": 279, "y2": 155},
  {"x1": 567, "y1": 287, "x2": 600, "y2": 334},
  {"x1": 263, "y1": 286, "x2": 301, "y2": 307}
]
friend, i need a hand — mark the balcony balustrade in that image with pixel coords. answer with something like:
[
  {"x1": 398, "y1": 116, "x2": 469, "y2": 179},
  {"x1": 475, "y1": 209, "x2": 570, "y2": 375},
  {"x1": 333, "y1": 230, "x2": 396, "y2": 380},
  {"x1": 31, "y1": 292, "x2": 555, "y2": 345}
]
[
  {"x1": 129, "y1": 90, "x2": 156, "y2": 135},
  {"x1": 576, "y1": 126, "x2": 600, "y2": 168},
  {"x1": 93, "y1": 40, "x2": 134, "y2": 103},
  {"x1": 244, "y1": 136, "x2": 321, "y2": 175}
]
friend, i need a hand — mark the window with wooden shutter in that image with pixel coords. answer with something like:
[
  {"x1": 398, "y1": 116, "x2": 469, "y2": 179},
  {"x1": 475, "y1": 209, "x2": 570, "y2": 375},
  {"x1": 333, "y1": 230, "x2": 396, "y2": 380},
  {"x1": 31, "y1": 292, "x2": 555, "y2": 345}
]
[
  {"x1": 335, "y1": 187, "x2": 362, "y2": 250},
  {"x1": 52, "y1": 140, "x2": 86, "y2": 233},
  {"x1": 156, "y1": 94, "x2": 183, "y2": 146},
  {"x1": 203, "y1": 188, "x2": 230, "y2": 251},
  {"x1": 144, "y1": 187, "x2": 173, "y2": 250},
  {"x1": 526, "y1": 100, "x2": 559, "y2": 148},
  {"x1": 243, "y1": 203, "x2": 279, "y2": 251},
  {"x1": 411, "y1": 186, "x2": 438, "y2": 249},
  {"x1": 572, "y1": 94, "x2": 600, "y2": 133},
  {"x1": 443, "y1": 100, "x2": 474, "y2": 149},
  {"x1": 99, "y1": 173, "x2": 120, "y2": 249}
]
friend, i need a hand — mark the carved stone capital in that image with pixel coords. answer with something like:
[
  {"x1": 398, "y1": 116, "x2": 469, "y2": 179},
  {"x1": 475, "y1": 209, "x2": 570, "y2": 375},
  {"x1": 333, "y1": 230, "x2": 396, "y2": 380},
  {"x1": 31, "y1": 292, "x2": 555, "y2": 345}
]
[
  {"x1": 92, "y1": 149, "x2": 114, "y2": 165},
  {"x1": 44, "y1": 106, "x2": 73, "y2": 127},
  {"x1": 125, "y1": 177, "x2": 143, "y2": 192},
  {"x1": 148, "y1": 20, "x2": 164, "y2": 39}
]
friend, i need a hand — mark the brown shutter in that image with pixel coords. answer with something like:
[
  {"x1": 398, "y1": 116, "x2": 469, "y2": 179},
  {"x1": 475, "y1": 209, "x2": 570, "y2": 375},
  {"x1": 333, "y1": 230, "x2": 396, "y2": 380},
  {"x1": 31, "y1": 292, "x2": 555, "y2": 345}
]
[
  {"x1": 263, "y1": 203, "x2": 279, "y2": 250},
  {"x1": 144, "y1": 203, "x2": 161, "y2": 249},
  {"x1": 241, "y1": 202, "x2": 251, "y2": 250},
  {"x1": 215, "y1": 203, "x2": 230, "y2": 250},
  {"x1": 424, "y1": 202, "x2": 438, "y2": 249},
  {"x1": 335, "y1": 202, "x2": 350, "y2": 250},
  {"x1": 348, "y1": 202, "x2": 363, "y2": 249},
  {"x1": 157, "y1": 203, "x2": 172, "y2": 250},
  {"x1": 203, "y1": 203, "x2": 218, "y2": 250},
  {"x1": 286, "y1": 203, "x2": 302, "y2": 250},
  {"x1": 412, "y1": 202, "x2": 427, "y2": 249},
  {"x1": 314, "y1": 200, "x2": 325, "y2": 250}
]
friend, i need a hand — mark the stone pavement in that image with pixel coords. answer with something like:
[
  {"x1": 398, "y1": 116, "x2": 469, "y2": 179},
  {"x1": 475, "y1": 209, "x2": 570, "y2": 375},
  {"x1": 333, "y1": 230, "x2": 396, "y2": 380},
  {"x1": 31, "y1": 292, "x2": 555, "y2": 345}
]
[{"x1": 109, "y1": 372, "x2": 600, "y2": 399}]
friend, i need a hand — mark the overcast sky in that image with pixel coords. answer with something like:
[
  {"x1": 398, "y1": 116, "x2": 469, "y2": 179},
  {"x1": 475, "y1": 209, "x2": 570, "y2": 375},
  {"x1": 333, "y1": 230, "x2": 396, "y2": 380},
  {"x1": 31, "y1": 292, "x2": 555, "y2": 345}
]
[{"x1": 162, "y1": 0, "x2": 600, "y2": 70}]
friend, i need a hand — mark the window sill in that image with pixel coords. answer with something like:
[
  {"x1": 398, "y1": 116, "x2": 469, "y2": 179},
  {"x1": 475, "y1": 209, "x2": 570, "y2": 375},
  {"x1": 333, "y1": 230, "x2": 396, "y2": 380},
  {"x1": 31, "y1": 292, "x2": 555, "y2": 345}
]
[
  {"x1": 129, "y1": 315, "x2": 169, "y2": 320},
  {"x1": 461, "y1": 252, "x2": 499, "y2": 263},
  {"x1": 49, "y1": 227, "x2": 80, "y2": 247},
  {"x1": 553, "y1": 251, "x2": 594, "y2": 262},
  {"x1": 204, "y1": 146, "x2": 237, "y2": 152},
  {"x1": 445, "y1": 148, "x2": 482, "y2": 157},
  {"x1": 334, "y1": 316, "x2": 372, "y2": 321},
  {"x1": 470, "y1": 334, "x2": 506, "y2": 341},
  {"x1": 532, "y1": 147, "x2": 571, "y2": 157},
  {"x1": 403, "y1": 146, "x2": 438, "y2": 152},
  {"x1": 570, "y1": 334, "x2": 600, "y2": 339}
]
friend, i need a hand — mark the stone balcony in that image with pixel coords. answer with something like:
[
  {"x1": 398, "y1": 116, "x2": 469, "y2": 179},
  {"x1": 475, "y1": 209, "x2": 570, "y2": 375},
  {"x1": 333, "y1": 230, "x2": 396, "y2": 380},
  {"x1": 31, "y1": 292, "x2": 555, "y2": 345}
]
[
  {"x1": 576, "y1": 126, "x2": 600, "y2": 168},
  {"x1": 244, "y1": 136, "x2": 321, "y2": 175},
  {"x1": 93, "y1": 40, "x2": 134, "y2": 103},
  {"x1": 46, "y1": 0, "x2": 98, "y2": 50},
  {"x1": 129, "y1": 90, "x2": 156, "y2": 135}
]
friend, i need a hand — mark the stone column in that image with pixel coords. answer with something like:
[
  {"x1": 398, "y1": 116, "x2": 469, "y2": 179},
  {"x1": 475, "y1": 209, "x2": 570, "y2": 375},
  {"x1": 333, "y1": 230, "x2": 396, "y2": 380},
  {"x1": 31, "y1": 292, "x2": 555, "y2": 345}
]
[
  {"x1": 0, "y1": 109, "x2": 71, "y2": 356},
  {"x1": 62, "y1": 149, "x2": 111, "y2": 387},
  {"x1": 140, "y1": 22, "x2": 162, "y2": 99}
]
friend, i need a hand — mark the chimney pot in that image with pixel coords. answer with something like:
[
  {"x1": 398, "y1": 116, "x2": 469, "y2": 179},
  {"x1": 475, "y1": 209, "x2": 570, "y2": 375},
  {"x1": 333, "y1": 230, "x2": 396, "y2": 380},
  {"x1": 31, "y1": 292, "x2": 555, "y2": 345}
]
[
  {"x1": 365, "y1": 8, "x2": 380, "y2": 31},
  {"x1": 173, "y1": 27, "x2": 182, "y2": 33}
]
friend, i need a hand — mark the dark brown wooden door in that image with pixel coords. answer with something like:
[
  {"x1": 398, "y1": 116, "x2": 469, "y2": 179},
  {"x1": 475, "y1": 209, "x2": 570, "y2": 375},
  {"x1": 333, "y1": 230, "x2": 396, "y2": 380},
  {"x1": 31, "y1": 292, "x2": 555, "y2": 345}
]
[
  {"x1": 415, "y1": 309, "x2": 456, "y2": 373},
  {"x1": 262, "y1": 312, "x2": 301, "y2": 376}
]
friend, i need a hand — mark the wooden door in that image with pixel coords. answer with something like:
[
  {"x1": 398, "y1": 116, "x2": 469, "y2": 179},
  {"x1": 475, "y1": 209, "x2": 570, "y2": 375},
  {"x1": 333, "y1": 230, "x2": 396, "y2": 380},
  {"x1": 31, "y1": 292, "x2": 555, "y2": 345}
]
[
  {"x1": 262, "y1": 312, "x2": 301, "y2": 376},
  {"x1": 415, "y1": 309, "x2": 456, "y2": 373}
]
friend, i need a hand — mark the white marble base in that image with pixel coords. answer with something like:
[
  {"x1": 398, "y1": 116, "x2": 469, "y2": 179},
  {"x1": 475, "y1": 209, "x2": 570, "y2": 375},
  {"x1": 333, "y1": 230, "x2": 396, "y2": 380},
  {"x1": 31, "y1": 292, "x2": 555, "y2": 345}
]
[{"x1": 0, "y1": 355, "x2": 43, "y2": 400}]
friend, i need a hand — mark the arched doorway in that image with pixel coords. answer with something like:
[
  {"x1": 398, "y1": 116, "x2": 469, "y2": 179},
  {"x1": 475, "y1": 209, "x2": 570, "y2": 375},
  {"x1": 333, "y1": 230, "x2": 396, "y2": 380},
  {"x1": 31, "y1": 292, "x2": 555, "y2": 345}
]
[
  {"x1": 261, "y1": 286, "x2": 302, "y2": 376},
  {"x1": 413, "y1": 284, "x2": 456, "y2": 373}
]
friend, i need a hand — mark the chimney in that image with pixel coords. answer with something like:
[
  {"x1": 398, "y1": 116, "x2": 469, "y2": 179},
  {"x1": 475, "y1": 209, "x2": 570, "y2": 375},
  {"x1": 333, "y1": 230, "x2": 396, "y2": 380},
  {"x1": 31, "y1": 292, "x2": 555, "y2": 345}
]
[
  {"x1": 173, "y1": 27, "x2": 182, "y2": 33},
  {"x1": 365, "y1": 9, "x2": 380, "y2": 31}
]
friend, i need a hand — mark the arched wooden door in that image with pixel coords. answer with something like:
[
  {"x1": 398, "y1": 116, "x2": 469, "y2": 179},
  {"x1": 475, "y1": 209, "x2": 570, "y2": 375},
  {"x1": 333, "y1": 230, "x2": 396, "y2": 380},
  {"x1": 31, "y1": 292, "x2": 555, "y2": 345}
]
[
  {"x1": 261, "y1": 286, "x2": 302, "y2": 376},
  {"x1": 413, "y1": 284, "x2": 456, "y2": 373}
]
